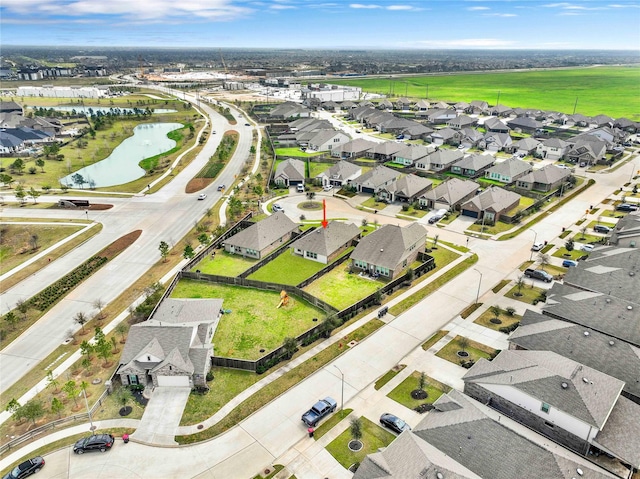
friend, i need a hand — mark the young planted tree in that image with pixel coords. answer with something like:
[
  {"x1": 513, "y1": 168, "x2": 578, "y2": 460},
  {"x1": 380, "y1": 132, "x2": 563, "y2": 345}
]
[
  {"x1": 95, "y1": 337, "x2": 112, "y2": 367},
  {"x1": 80, "y1": 340, "x2": 94, "y2": 360},
  {"x1": 158, "y1": 240, "x2": 170, "y2": 262},
  {"x1": 21, "y1": 400, "x2": 45, "y2": 425},
  {"x1": 6, "y1": 398, "x2": 21, "y2": 419},
  {"x1": 197, "y1": 233, "x2": 210, "y2": 247},
  {"x1": 116, "y1": 387, "x2": 134, "y2": 416},
  {"x1": 111, "y1": 336, "x2": 119, "y2": 354},
  {"x1": 35, "y1": 158, "x2": 45, "y2": 172},
  {"x1": 418, "y1": 372, "x2": 428, "y2": 392},
  {"x1": 81, "y1": 356, "x2": 93, "y2": 375},
  {"x1": 28, "y1": 187, "x2": 40, "y2": 204},
  {"x1": 51, "y1": 397, "x2": 64, "y2": 418},
  {"x1": 183, "y1": 244, "x2": 195, "y2": 260},
  {"x1": 350, "y1": 417, "x2": 363, "y2": 445},
  {"x1": 537, "y1": 253, "x2": 551, "y2": 271},
  {"x1": 14, "y1": 185, "x2": 27, "y2": 205},
  {"x1": 4, "y1": 311, "x2": 19, "y2": 330},
  {"x1": 30, "y1": 233, "x2": 39, "y2": 250},
  {"x1": 62, "y1": 380, "x2": 80, "y2": 407},
  {"x1": 565, "y1": 238, "x2": 574, "y2": 252},
  {"x1": 93, "y1": 298, "x2": 105, "y2": 320},
  {"x1": 46, "y1": 369, "x2": 60, "y2": 394},
  {"x1": 15, "y1": 299, "x2": 29, "y2": 321},
  {"x1": 115, "y1": 323, "x2": 127, "y2": 344},
  {"x1": 74, "y1": 311, "x2": 88, "y2": 334},
  {"x1": 458, "y1": 336, "x2": 470, "y2": 353},
  {"x1": 490, "y1": 305, "x2": 502, "y2": 320},
  {"x1": 515, "y1": 275, "x2": 525, "y2": 297}
]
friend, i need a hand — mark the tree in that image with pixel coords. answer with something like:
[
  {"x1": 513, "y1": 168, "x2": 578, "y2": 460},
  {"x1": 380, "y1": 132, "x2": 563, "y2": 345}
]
[
  {"x1": 197, "y1": 233, "x2": 210, "y2": 247},
  {"x1": 74, "y1": 311, "x2": 88, "y2": 333},
  {"x1": 515, "y1": 275, "x2": 525, "y2": 297},
  {"x1": 6, "y1": 398, "x2": 21, "y2": 418},
  {"x1": 350, "y1": 417, "x2": 363, "y2": 443},
  {"x1": 158, "y1": 241, "x2": 170, "y2": 262},
  {"x1": 80, "y1": 340, "x2": 94, "y2": 360},
  {"x1": 35, "y1": 158, "x2": 45, "y2": 172},
  {"x1": 51, "y1": 397, "x2": 64, "y2": 418},
  {"x1": 404, "y1": 267, "x2": 414, "y2": 284},
  {"x1": 46, "y1": 369, "x2": 60, "y2": 393},
  {"x1": 15, "y1": 299, "x2": 29, "y2": 321},
  {"x1": 115, "y1": 323, "x2": 127, "y2": 343},
  {"x1": 0, "y1": 173, "x2": 13, "y2": 187},
  {"x1": 30, "y1": 233, "x2": 39, "y2": 250},
  {"x1": 27, "y1": 187, "x2": 40, "y2": 204},
  {"x1": 490, "y1": 305, "x2": 502, "y2": 320},
  {"x1": 15, "y1": 185, "x2": 27, "y2": 205},
  {"x1": 4, "y1": 311, "x2": 19, "y2": 330},
  {"x1": 62, "y1": 380, "x2": 79, "y2": 407},
  {"x1": 432, "y1": 234, "x2": 439, "y2": 249},
  {"x1": 580, "y1": 226, "x2": 588, "y2": 240},
  {"x1": 418, "y1": 371, "x2": 428, "y2": 392},
  {"x1": 21, "y1": 400, "x2": 45, "y2": 425},
  {"x1": 79, "y1": 380, "x2": 90, "y2": 397},
  {"x1": 71, "y1": 173, "x2": 86, "y2": 189},
  {"x1": 458, "y1": 336, "x2": 470, "y2": 353},
  {"x1": 116, "y1": 386, "x2": 133, "y2": 410},
  {"x1": 95, "y1": 336, "x2": 112, "y2": 366},
  {"x1": 282, "y1": 336, "x2": 298, "y2": 359},
  {"x1": 111, "y1": 336, "x2": 119, "y2": 354},
  {"x1": 93, "y1": 298, "x2": 105, "y2": 320},
  {"x1": 183, "y1": 244, "x2": 195, "y2": 260},
  {"x1": 10, "y1": 158, "x2": 25, "y2": 175},
  {"x1": 537, "y1": 252, "x2": 551, "y2": 271},
  {"x1": 565, "y1": 238, "x2": 574, "y2": 252},
  {"x1": 81, "y1": 356, "x2": 93, "y2": 375}
]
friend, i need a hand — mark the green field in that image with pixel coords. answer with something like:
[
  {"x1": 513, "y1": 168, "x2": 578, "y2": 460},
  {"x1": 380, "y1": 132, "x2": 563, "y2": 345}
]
[
  {"x1": 247, "y1": 249, "x2": 326, "y2": 285},
  {"x1": 330, "y1": 66, "x2": 640, "y2": 119}
]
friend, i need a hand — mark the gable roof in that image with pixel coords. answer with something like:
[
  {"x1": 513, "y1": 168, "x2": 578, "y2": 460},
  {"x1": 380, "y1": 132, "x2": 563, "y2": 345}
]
[
  {"x1": 463, "y1": 350, "x2": 624, "y2": 429},
  {"x1": 513, "y1": 137, "x2": 541, "y2": 150},
  {"x1": 151, "y1": 298, "x2": 223, "y2": 325},
  {"x1": 353, "y1": 165, "x2": 400, "y2": 189},
  {"x1": 336, "y1": 138, "x2": 377, "y2": 154},
  {"x1": 394, "y1": 144, "x2": 432, "y2": 161},
  {"x1": 422, "y1": 178, "x2": 479, "y2": 205},
  {"x1": 369, "y1": 141, "x2": 403, "y2": 157},
  {"x1": 483, "y1": 117, "x2": 509, "y2": 131},
  {"x1": 351, "y1": 223, "x2": 426, "y2": 270},
  {"x1": 451, "y1": 154, "x2": 494, "y2": 172},
  {"x1": 462, "y1": 186, "x2": 520, "y2": 213},
  {"x1": 225, "y1": 212, "x2": 298, "y2": 251},
  {"x1": 542, "y1": 138, "x2": 569, "y2": 149},
  {"x1": 447, "y1": 115, "x2": 476, "y2": 128},
  {"x1": 486, "y1": 157, "x2": 532, "y2": 178},
  {"x1": 274, "y1": 158, "x2": 305, "y2": 181},
  {"x1": 308, "y1": 129, "x2": 344, "y2": 147},
  {"x1": 507, "y1": 117, "x2": 542, "y2": 130},
  {"x1": 383, "y1": 174, "x2": 433, "y2": 198},
  {"x1": 316, "y1": 160, "x2": 361, "y2": 181},
  {"x1": 290, "y1": 221, "x2": 359, "y2": 257},
  {"x1": 427, "y1": 149, "x2": 464, "y2": 166},
  {"x1": 517, "y1": 164, "x2": 571, "y2": 185},
  {"x1": 610, "y1": 211, "x2": 640, "y2": 245}
]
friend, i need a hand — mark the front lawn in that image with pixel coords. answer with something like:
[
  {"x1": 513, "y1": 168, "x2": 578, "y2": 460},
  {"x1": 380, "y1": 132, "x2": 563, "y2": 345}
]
[
  {"x1": 505, "y1": 283, "x2": 547, "y2": 305},
  {"x1": 387, "y1": 371, "x2": 449, "y2": 410},
  {"x1": 303, "y1": 263, "x2": 382, "y2": 310},
  {"x1": 374, "y1": 365, "x2": 406, "y2": 391},
  {"x1": 191, "y1": 249, "x2": 257, "y2": 277},
  {"x1": 325, "y1": 417, "x2": 396, "y2": 470},
  {"x1": 435, "y1": 336, "x2": 498, "y2": 366},
  {"x1": 171, "y1": 280, "x2": 327, "y2": 359},
  {"x1": 473, "y1": 308, "x2": 521, "y2": 332},
  {"x1": 361, "y1": 197, "x2": 387, "y2": 210},
  {"x1": 247, "y1": 249, "x2": 326, "y2": 285},
  {"x1": 466, "y1": 220, "x2": 514, "y2": 235},
  {"x1": 397, "y1": 206, "x2": 428, "y2": 218},
  {"x1": 587, "y1": 219, "x2": 616, "y2": 229},
  {"x1": 421, "y1": 330, "x2": 449, "y2": 351}
]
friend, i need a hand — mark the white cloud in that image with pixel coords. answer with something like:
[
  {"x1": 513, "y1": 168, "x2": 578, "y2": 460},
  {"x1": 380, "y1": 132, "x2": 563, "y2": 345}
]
[
  {"x1": 386, "y1": 5, "x2": 415, "y2": 10},
  {"x1": 483, "y1": 12, "x2": 517, "y2": 16},
  {"x1": 608, "y1": 3, "x2": 640, "y2": 6},
  {"x1": 349, "y1": 3, "x2": 381, "y2": 8},
  {"x1": 468, "y1": 6, "x2": 490, "y2": 10},
  {"x1": 270, "y1": 3, "x2": 296, "y2": 8}
]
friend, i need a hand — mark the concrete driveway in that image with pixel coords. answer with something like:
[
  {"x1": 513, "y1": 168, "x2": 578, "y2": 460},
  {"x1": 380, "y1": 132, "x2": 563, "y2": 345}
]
[{"x1": 131, "y1": 387, "x2": 191, "y2": 446}]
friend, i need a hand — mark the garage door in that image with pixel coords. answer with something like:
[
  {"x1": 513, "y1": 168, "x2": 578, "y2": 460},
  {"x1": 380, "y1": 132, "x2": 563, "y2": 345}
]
[
  {"x1": 462, "y1": 209, "x2": 479, "y2": 218},
  {"x1": 156, "y1": 375, "x2": 190, "y2": 387}
]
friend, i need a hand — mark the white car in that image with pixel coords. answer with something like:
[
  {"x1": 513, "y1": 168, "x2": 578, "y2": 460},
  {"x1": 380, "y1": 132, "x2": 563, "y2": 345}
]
[
  {"x1": 531, "y1": 242, "x2": 544, "y2": 251},
  {"x1": 272, "y1": 203, "x2": 284, "y2": 212},
  {"x1": 197, "y1": 194, "x2": 207, "y2": 200},
  {"x1": 323, "y1": 185, "x2": 333, "y2": 191},
  {"x1": 581, "y1": 244, "x2": 595, "y2": 252}
]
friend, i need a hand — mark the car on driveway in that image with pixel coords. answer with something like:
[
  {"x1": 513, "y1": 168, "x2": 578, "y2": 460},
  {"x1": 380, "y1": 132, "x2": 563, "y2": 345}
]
[
  {"x1": 197, "y1": 193, "x2": 207, "y2": 200},
  {"x1": 2, "y1": 456, "x2": 45, "y2": 479},
  {"x1": 323, "y1": 184, "x2": 333, "y2": 191},
  {"x1": 73, "y1": 434, "x2": 115, "y2": 454},
  {"x1": 428, "y1": 208, "x2": 448, "y2": 224},
  {"x1": 562, "y1": 259, "x2": 578, "y2": 268},
  {"x1": 593, "y1": 225, "x2": 611, "y2": 234},
  {"x1": 379, "y1": 413, "x2": 411, "y2": 435},
  {"x1": 616, "y1": 203, "x2": 638, "y2": 212},
  {"x1": 524, "y1": 268, "x2": 553, "y2": 283}
]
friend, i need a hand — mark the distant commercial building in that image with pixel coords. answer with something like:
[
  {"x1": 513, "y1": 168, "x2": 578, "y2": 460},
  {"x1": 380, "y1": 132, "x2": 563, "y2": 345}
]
[
  {"x1": 16, "y1": 86, "x2": 110, "y2": 98},
  {"x1": 301, "y1": 83, "x2": 361, "y2": 102}
]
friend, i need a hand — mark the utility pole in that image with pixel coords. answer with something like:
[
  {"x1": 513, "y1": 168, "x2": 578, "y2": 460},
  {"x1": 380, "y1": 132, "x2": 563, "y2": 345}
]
[
  {"x1": 496, "y1": 90, "x2": 501, "y2": 106},
  {"x1": 573, "y1": 97, "x2": 579, "y2": 115}
]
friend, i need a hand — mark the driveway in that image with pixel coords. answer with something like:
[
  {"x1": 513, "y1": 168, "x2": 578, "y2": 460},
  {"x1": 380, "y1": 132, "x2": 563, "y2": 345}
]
[{"x1": 131, "y1": 387, "x2": 191, "y2": 446}]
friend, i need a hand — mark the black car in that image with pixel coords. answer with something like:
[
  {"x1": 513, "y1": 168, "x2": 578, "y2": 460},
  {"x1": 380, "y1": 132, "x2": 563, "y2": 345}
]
[
  {"x1": 593, "y1": 225, "x2": 611, "y2": 234},
  {"x1": 616, "y1": 203, "x2": 638, "y2": 212},
  {"x1": 73, "y1": 433, "x2": 115, "y2": 454},
  {"x1": 379, "y1": 413, "x2": 411, "y2": 434},
  {"x1": 524, "y1": 268, "x2": 553, "y2": 283},
  {"x1": 2, "y1": 457, "x2": 45, "y2": 479}
]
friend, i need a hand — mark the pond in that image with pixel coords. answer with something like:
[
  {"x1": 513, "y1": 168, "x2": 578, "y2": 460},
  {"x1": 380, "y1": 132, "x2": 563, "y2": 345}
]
[
  {"x1": 60, "y1": 122, "x2": 182, "y2": 188},
  {"x1": 34, "y1": 106, "x2": 177, "y2": 115}
]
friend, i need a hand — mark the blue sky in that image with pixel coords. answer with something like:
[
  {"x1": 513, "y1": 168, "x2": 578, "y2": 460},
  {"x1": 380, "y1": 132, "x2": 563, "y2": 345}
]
[{"x1": 1, "y1": 0, "x2": 639, "y2": 49}]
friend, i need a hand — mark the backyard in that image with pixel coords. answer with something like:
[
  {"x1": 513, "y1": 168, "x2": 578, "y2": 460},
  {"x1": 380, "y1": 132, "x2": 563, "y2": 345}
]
[
  {"x1": 170, "y1": 280, "x2": 327, "y2": 360},
  {"x1": 191, "y1": 249, "x2": 257, "y2": 277},
  {"x1": 303, "y1": 263, "x2": 383, "y2": 310},
  {"x1": 247, "y1": 249, "x2": 327, "y2": 285}
]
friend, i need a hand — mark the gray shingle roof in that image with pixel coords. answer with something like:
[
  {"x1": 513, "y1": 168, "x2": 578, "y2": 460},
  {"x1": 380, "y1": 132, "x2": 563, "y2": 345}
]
[
  {"x1": 316, "y1": 160, "x2": 361, "y2": 182},
  {"x1": 427, "y1": 149, "x2": 464, "y2": 167},
  {"x1": 517, "y1": 164, "x2": 571, "y2": 185},
  {"x1": 274, "y1": 158, "x2": 305, "y2": 181},
  {"x1": 394, "y1": 144, "x2": 432, "y2": 161},
  {"x1": 451, "y1": 154, "x2": 494, "y2": 172},
  {"x1": 384, "y1": 174, "x2": 433, "y2": 198},
  {"x1": 421, "y1": 178, "x2": 479, "y2": 205},
  {"x1": 514, "y1": 137, "x2": 541, "y2": 150},
  {"x1": 463, "y1": 350, "x2": 624, "y2": 428},
  {"x1": 353, "y1": 165, "x2": 400, "y2": 190},
  {"x1": 290, "y1": 221, "x2": 359, "y2": 257},
  {"x1": 610, "y1": 212, "x2": 640, "y2": 245},
  {"x1": 483, "y1": 117, "x2": 509, "y2": 131},
  {"x1": 224, "y1": 212, "x2": 298, "y2": 251},
  {"x1": 593, "y1": 396, "x2": 640, "y2": 468},
  {"x1": 370, "y1": 141, "x2": 403, "y2": 157},
  {"x1": 337, "y1": 138, "x2": 377, "y2": 154},
  {"x1": 461, "y1": 186, "x2": 520, "y2": 213},
  {"x1": 351, "y1": 223, "x2": 426, "y2": 270},
  {"x1": 486, "y1": 157, "x2": 532, "y2": 178},
  {"x1": 151, "y1": 298, "x2": 223, "y2": 325}
]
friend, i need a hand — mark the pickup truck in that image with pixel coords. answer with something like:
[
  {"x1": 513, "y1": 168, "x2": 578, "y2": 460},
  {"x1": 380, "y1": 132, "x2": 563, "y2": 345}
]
[
  {"x1": 301, "y1": 397, "x2": 337, "y2": 427},
  {"x1": 524, "y1": 268, "x2": 553, "y2": 283}
]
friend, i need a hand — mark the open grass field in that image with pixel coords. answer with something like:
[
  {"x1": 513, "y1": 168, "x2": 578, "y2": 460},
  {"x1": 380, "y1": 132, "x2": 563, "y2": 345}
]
[
  {"x1": 330, "y1": 66, "x2": 640, "y2": 119},
  {"x1": 303, "y1": 263, "x2": 382, "y2": 310},
  {"x1": 170, "y1": 280, "x2": 327, "y2": 360},
  {"x1": 247, "y1": 249, "x2": 326, "y2": 285},
  {"x1": 326, "y1": 417, "x2": 396, "y2": 469},
  {"x1": 191, "y1": 249, "x2": 256, "y2": 277},
  {"x1": 308, "y1": 161, "x2": 334, "y2": 178}
]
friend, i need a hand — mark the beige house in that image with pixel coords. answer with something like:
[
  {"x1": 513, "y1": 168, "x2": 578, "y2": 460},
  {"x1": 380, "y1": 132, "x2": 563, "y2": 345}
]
[{"x1": 224, "y1": 212, "x2": 299, "y2": 259}]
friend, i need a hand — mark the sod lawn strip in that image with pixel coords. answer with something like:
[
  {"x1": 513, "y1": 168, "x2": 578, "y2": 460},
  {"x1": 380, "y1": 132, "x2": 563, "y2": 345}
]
[
  {"x1": 421, "y1": 330, "x2": 449, "y2": 351},
  {"x1": 303, "y1": 263, "x2": 382, "y2": 310},
  {"x1": 325, "y1": 417, "x2": 396, "y2": 469},
  {"x1": 374, "y1": 365, "x2": 406, "y2": 390},
  {"x1": 505, "y1": 284, "x2": 547, "y2": 305},
  {"x1": 171, "y1": 280, "x2": 327, "y2": 360},
  {"x1": 387, "y1": 371, "x2": 450, "y2": 410},
  {"x1": 313, "y1": 408, "x2": 353, "y2": 440},
  {"x1": 247, "y1": 249, "x2": 326, "y2": 285}
]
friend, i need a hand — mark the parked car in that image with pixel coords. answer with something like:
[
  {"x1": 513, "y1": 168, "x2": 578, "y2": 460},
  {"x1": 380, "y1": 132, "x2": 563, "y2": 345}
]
[
  {"x1": 197, "y1": 193, "x2": 207, "y2": 200},
  {"x1": 593, "y1": 225, "x2": 611, "y2": 234},
  {"x1": 2, "y1": 457, "x2": 45, "y2": 479},
  {"x1": 73, "y1": 434, "x2": 115, "y2": 454},
  {"x1": 323, "y1": 184, "x2": 333, "y2": 191},
  {"x1": 301, "y1": 397, "x2": 337, "y2": 427},
  {"x1": 217, "y1": 184, "x2": 225, "y2": 191},
  {"x1": 244, "y1": 123, "x2": 251, "y2": 126},
  {"x1": 616, "y1": 203, "x2": 638, "y2": 212},
  {"x1": 428, "y1": 208, "x2": 448, "y2": 224},
  {"x1": 524, "y1": 268, "x2": 553, "y2": 283},
  {"x1": 579, "y1": 162, "x2": 587, "y2": 167},
  {"x1": 581, "y1": 244, "x2": 595, "y2": 252},
  {"x1": 379, "y1": 413, "x2": 411, "y2": 435},
  {"x1": 355, "y1": 129, "x2": 362, "y2": 133},
  {"x1": 531, "y1": 242, "x2": 544, "y2": 252},
  {"x1": 272, "y1": 203, "x2": 284, "y2": 212},
  {"x1": 562, "y1": 259, "x2": 578, "y2": 268},
  {"x1": 296, "y1": 184, "x2": 305, "y2": 193}
]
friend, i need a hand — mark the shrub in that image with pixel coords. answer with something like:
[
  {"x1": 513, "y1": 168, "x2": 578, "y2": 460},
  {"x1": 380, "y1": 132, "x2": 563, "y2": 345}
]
[{"x1": 206, "y1": 371, "x2": 215, "y2": 382}]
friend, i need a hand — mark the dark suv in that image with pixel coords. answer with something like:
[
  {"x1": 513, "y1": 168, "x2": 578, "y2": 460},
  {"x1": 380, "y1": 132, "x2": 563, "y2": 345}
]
[
  {"x1": 524, "y1": 268, "x2": 553, "y2": 283},
  {"x1": 2, "y1": 457, "x2": 45, "y2": 479},
  {"x1": 616, "y1": 203, "x2": 638, "y2": 212},
  {"x1": 593, "y1": 225, "x2": 611, "y2": 234},
  {"x1": 73, "y1": 434, "x2": 115, "y2": 454}
]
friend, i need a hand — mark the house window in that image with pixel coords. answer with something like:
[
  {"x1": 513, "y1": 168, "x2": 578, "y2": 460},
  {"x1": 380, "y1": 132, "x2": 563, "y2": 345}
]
[
  {"x1": 128, "y1": 375, "x2": 138, "y2": 385},
  {"x1": 147, "y1": 356, "x2": 151, "y2": 361},
  {"x1": 305, "y1": 251, "x2": 318, "y2": 259},
  {"x1": 169, "y1": 366, "x2": 172, "y2": 371},
  {"x1": 544, "y1": 421, "x2": 555, "y2": 429},
  {"x1": 541, "y1": 402, "x2": 551, "y2": 414}
]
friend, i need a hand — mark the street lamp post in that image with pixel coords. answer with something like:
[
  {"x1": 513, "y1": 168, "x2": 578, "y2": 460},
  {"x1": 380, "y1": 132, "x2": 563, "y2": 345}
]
[
  {"x1": 529, "y1": 229, "x2": 538, "y2": 261},
  {"x1": 334, "y1": 365, "x2": 344, "y2": 412},
  {"x1": 82, "y1": 387, "x2": 95, "y2": 433},
  {"x1": 473, "y1": 268, "x2": 483, "y2": 305}
]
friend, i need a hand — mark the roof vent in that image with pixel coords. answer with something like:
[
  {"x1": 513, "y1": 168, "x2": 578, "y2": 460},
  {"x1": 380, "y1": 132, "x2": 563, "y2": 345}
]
[
  {"x1": 630, "y1": 271, "x2": 635, "y2": 276},
  {"x1": 577, "y1": 468, "x2": 584, "y2": 476},
  {"x1": 380, "y1": 248, "x2": 384, "y2": 252},
  {"x1": 609, "y1": 340, "x2": 615, "y2": 346},
  {"x1": 582, "y1": 377, "x2": 590, "y2": 383},
  {"x1": 561, "y1": 382, "x2": 568, "y2": 389},
  {"x1": 628, "y1": 305, "x2": 633, "y2": 310},
  {"x1": 436, "y1": 473, "x2": 444, "y2": 479},
  {"x1": 606, "y1": 298, "x2": 611, "y2": 303},
  {"x1": 583, "y1": 331, "x2": 590, "y2": 336}
]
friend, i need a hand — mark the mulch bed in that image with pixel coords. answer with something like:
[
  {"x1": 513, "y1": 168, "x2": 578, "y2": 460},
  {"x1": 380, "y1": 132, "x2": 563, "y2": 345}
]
[
  {"x1": 132, "y1": 390, "x2": 149, "y2": 406},
  {"x1": 411, "y1": 389, "x2": 428, "y2": 400},
  {"x1": 87, "y1": 204, "x2": 113, "y2": 210},
  {"x1": 100, "y1": 230, "x2": 142, "y2": 259}
]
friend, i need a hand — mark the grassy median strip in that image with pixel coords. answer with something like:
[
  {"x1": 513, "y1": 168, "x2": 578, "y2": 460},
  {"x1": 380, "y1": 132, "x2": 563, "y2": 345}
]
[
  {"x1": 175, "y1": 319, "x2": 384, "y2": 444},
  {"x1": 388, "y1": 254, "x2": 478, "y2": 317},
  {"x1": 313, "y1": 408, "x2": 353, "y2": 440},
  {"x1": 374, "y1": 365, "x2": 406, "y2": 391}
]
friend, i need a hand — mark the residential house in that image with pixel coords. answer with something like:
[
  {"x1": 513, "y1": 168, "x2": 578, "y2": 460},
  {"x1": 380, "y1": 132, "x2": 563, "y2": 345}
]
[
  {"x1": 320, "y1": 101, "x2": 339, "y2": 112},
  {"x1": 463, "y1": 349, "x2": 640, "y2": 470},
  {"x1": 591, "y1": 114, "x2": 614, "y2": 128},
  {"x1": 118, "y1": 298, "x2": 222, "y2": 388},
  {"x1": 510, "y1": 309, "x2": 640, "y2": 404},
  {"x1": 512, "y1": 137, "x2": 541, "y2": 156},
  {"x1": 391, "y1": 144, "x2": 433, "y2": 166},
  {"x1": 583, "y1": 127, "x2": 623, "y2": 144},
  {"x1": 377, "y1": 99, "x2": 393, "y2": 110},
  {"x1": 425, "y1": 149, "x2": 464, "y2": 172},
  {"x1": 331, "y1": 138, "x2": 377, "y2": 159},
  {"x1": 394, "y1": 97, "x2": 411, "y2": 111},
  {"x1": 273, "y1": 158, "x2": 305, "y2": 186},
  {"x1": 432, "y1": 101, "x2": 451, "y2": 110},
  {"x1": 609, "y1": 211, "x2": 640, "y2": 248},
  {"x1": 488, "y1": 104, "x2": 513, "y2": 117},
  {"x1": 350, "y1": 223, "x2": 426, "y2": 279},
  {"x1": 418, "y1": 178, "x2": 479, "y2": 210},
  {"x1": 485, "y1": 157, "x2": 533, "y2": 184},
  {"x1": 402, "y1": 123, "x2": 434, "y2": 140},
  {"x1": 459, "y1": 127, "x2": 484, "y2": 148},
  {"x1": 351, "y1": 165, "x2": 400, "y2": 194},
  {"x1": 461, "y1": 185, "x2": 521, "y2": 222},
  {"x1": 224, "y1": 212, "x2": 299, "y2": 259},
  {"x1": 515, "y1": 164, "x2": 571, "y2": 192},
  {"x1": 340, "y1": 101, "x2": 357, "y2": 110},
  {"x1": 429, "y1": 127, "x2": 461, "y2": 145},
  {"x1": 507, "y1": 117, "x2": 542, "y2": 133},
  {"x1": 268, "y1": 102, "x2": 310, "y2": 120},
  {"x1": 450, "y1": 154, "x2": 495, "y2": 178},
  {"x1": 377, "y1": 174, "x2": 433, "y2": 203},
  {"x1": 537, "y1": 138, "x2": 569, "y2": 160},
  {"x1": 446, "y1": 115, "x2": 477, "y2": 130},
  {"x1": 365, "y1": 141, "x2": 403, "y2": 162},
  {"x1": 480, "y1": 132, "x2": 512, "y2": 152},
  {"x1": 565, "y1": 138, "x2": 607, "y2": 165},
  {"x1": 290, "y1": 221, "x2": 360, "y2": 264},
  {"x1": 454, "y1": 101, "x2": 471, "y2": 112},
  {"x1": 0, "y1": 127, "x2": 53, "y2": 154},
  {"x1": 468, "y1": 100, "x2": 489, "y2": 114},
  {"x1": 614, "y1": 117, "x2": 639, "y2": 133},
  {"x1": 483, "y1": 117, "x2": 510, "y2": 134},
  {"x1": 419, "y1": 108, "x2": 457, "y2": 124},
  {"x1": 413, "y1": 99, "x2": 430, "y2": 112},
  {"x1": 378, "y1": 117, "x2": 416, "y2": 135},
  {"x1": 569, "y1": 113, "x2": 591, "y2": 127},
  {"x1": 355, "y1": 389, "x2": 620, "y2": 479},
  {"x1": 315, "y1": 160, "x2": 361, "y2": 188},
  {"x1": 0, "y1": 101, "x2": 23, "y2": 115},
  {"x1": 307, "y1": 130, "x2": 349, "y2": 152}
]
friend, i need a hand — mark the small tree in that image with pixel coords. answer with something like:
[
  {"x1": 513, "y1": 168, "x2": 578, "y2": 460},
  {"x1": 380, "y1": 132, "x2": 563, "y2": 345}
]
[
  {"x1": 537, "y1": 252, "x2": 550, "y2": 271},
  {"x1": 21, "y1": 400, "x2": 45, "y2": 425},
  {"x1": 6, "y1": 398, "x2": 21, "y2": 418},
  {"x1": 15, "y1": 299, "x2": 29, "y2": 321},
  {"x1": 46, "y1": 369, "x2": 60, "y2": 393},
  {"x1": 95, "y1": 337, "x2": 112, "y2": 366},
  {"x1": 458, "y1": 336, "x2": 470, "y2": 353},
  {"x1": 183, "y1": 244, "x2": 195, "y2": 260},
  {"x1": 0, "y1": 173, "x2": 13, "y2": 187},
  {"x1": 197, "y1": 233, "x2": 210, "y2": 247},
  {"x1": 4, "y1": 311, "x2": 19, "y2": 330},
  {"x1": 79, "y1": 380, "x2": 90, "y2": 397},
  {"x1": 93, "y1": 298, "x2": 105, "y2": 320},
  {"x1": 515, "y1": 275, "x2": 525, "y2": 296},
  {"x1": 116, "y1": 386, "x2": 133, "y2": 410},
  {"x1": 30, "y1": 233, "x2": 39, "y2": 250},
  {"x1": 418, "y1": 371, "x2": 428, "y2": 392},
  {"x1": 15, "y1": 185, "x2": 27, "y2": 205},
  {"x1": 432, "y1": 234, "x2": 439, "y2": 249},
  {"x1": 282, "y1": 336, "x2": 298, "y2": 359},
  {"x1": 404, "y1": 267, "x2": 414, "y2": 284},
  {"x1": 62, "y1": 380, "x2": 79, "y2": 407},
  {"x1": 81, "y1": 356, "x2": 93, "y2": 375},
  {"x1": 565, "y1": 238, "x2": 574, "y2": 252},
  {"x1": 115, "y1": 323, "x2": 127, "y2": 343},
  {"x1": 350, "y1": 417, "x2": 363, "y2": 443},
  {"x1": 505, "y1": 306, "x2": 516, "y2": 316},
  {"x1": 490, "y1": 305, "x2": 502, "y2": 320},
  {"x1": 28, "y1": 187, "x2": 40, "y2": 204},
  {"x1": 74, "y1": 311, "x2": 88, "y2": 333},
  {"x1": 80, "y1": 340, "x2": 94, "y2": 360},
  {"x1": 35, "y1": 158, "x2": 45, "y2": 172},
  {"x1": 580, "y1": 226, "x2": 588, "y2": 240},
  {"x1": 158, "y1": 240, "x2": 170, "y2": 262},
  {"x1": 51, "y1": 397, "x2": 64, "y2": 418}
]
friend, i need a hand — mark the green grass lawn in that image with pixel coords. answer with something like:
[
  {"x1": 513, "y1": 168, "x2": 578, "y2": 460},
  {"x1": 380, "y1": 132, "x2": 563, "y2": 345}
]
[
  {"x1": 435, "y1": 336, "x2": 498, "y2": 366},
  {"x1": 397, "y1": 206, "x2": 428, "y2": 218},
  {"x1": 553, "y1": 247, "x2": 585, "y2": 260},
  {"x1": 313, "y1": 409, "x2": 353, "y2": 440},
  {"x1": 374, "y1": 365, "x2": 406, "y2": 390},
  {"x1": 275, "y1": 148, "x2": 327, "y2": 158},
  {"x1": 191, "y1": 250, "x2": 257, "y2": 277},
  {"x1": 387, "y1": 371, "x2": 450, "y2": 410},
  {"x1": 505, "y1": 283, "x2": 547, "y2": 305},
  {"x1": 303, "y1": 263, "x2": 382, "y2": 310},
  {"x1": 171, "y1": 280, "x2": 326, "y2": 359},
  {"x1": 247, "y1": 249, "x2": 326, "y2": 285},
  {"x1": 421, "y1": 330, "x2": 449, "y2": 350},
  {"x1": 587, "y1": 219, "x2": 617, "y2": 229},
  {"x1": 325, "y1": 417, "x2": 396, "y2": 470},
  {"x1": 361, "y1": 197, "x2": 387, "y2": 210},
  {"x1": 474, "y1": 308, "x2": 521, "y2": 332},
  {"x1": 466, "y1": 220, "x2": 514, "y2": 235},
  {"x1": 570, "y1": 232, "x2": 601, "y2": 244},
  {"x1": 329, "y1": 66, "x2": 640, "y2": 118},
  {"x1": 308, "y1": 162, "x2": 335, "y2": 178}
]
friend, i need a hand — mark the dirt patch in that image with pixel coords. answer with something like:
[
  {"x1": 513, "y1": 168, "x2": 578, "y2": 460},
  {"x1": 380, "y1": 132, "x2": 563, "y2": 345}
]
[
  {"x1": 100, "y1": 230, "x2": 142, "y2": 260},
  {"x1": 185, "y1": 177, "x2": 213, "y2": 194}
]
